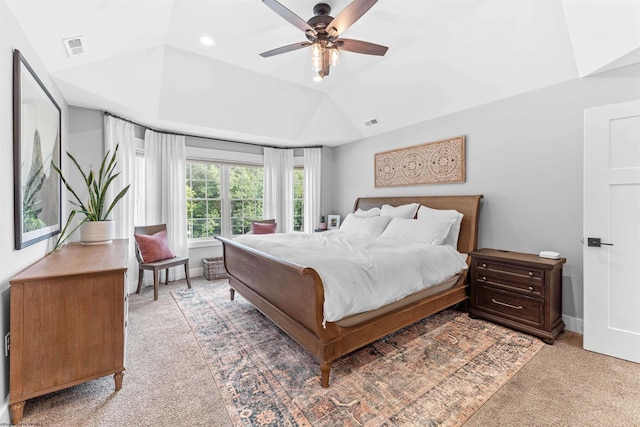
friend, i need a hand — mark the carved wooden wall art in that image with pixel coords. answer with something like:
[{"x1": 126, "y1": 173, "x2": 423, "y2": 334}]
[{"x1": 374, "y1": 136, "x2": 466, "y2": 187}]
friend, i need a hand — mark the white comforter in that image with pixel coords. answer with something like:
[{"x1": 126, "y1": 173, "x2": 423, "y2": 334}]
[{"x1": 233, "y1": 230, "x2": 468, "y2": 323}]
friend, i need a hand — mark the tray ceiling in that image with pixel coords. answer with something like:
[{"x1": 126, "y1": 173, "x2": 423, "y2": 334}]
[{"x1": 7, "y1": 0, "x2": 639, "y2": 147}]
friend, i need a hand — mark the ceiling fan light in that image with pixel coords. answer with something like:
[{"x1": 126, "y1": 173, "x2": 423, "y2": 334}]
[
  {"x1": 329, "y1": 47, "x2": 340, "y2": 67},
  {"x1": 313, "y1": 74, "x2": 323, "y2": 82},
  {"x1": 311, "y1": 55, "x2": 322, "y2": 71},
  {"x1": 310, "y1": 42, "x2": 322, "y2": 59}
]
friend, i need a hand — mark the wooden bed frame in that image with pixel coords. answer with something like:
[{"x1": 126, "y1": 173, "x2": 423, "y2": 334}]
[{"x1": 216, "y1": 195, "x2": 483, "y2": 387}]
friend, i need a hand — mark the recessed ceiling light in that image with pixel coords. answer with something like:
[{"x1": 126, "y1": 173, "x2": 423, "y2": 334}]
[{"x1": 199, "y1": 35, "x2": 215, "y2": 47}]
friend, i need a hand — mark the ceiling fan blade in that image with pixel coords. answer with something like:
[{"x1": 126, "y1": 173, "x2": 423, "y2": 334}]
[
  {"x1": 262, "y1": 0, "x2": 317, "y2": 37},
  {"x1": 260, "y1": 42, "x2": 312, "y2": 58},
  {"x1": 337, "y1": 39, "x2": 388, "y2": 56},
  {"x1": 326, "y1": 0, "x2": 378, "y2": 39}
]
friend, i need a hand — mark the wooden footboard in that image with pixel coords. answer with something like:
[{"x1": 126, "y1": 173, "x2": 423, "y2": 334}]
[
  {"x1": 216, "y1": 194, "x2": 483, "y2": 387},
  {"x1": 215, "y1": 237, "x2": 334, "y2": 349}
]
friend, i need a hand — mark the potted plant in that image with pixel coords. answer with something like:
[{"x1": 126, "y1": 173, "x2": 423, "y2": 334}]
[
  {"x1": 318, "y1": 215, "x2": 327, "y2": 230},
  {"x1": 52, "y1": 144, "x2": 130, "y2": 251}
]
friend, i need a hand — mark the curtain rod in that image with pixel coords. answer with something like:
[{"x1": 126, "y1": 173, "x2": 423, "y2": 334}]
[{"x1": 103, "y1": 111, "x2": 323, "y2": 150}]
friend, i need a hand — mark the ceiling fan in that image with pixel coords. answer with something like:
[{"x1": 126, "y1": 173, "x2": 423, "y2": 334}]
[{"x1": 260, "y1": 0, "x2": 388, "y2": 80}]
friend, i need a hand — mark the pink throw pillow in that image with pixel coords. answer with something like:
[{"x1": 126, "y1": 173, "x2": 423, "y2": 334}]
[
  {"x1": 134, "y1": 230, "x2": 176, "y2": 262},
  {"x1": 251, "y1": 222, "x2": 277, "y2": 234}
]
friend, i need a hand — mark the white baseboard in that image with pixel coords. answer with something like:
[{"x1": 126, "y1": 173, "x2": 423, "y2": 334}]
[
  {"x1": 562, "y1": 315, "x2": 583, "y2": 334},
  {"x1": 191, "y1": 267, "x2": 204, "y2": 278}
]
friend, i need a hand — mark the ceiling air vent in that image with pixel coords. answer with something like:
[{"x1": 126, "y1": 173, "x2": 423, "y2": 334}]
[
  {"x1": 62, "y1": 36, "x2": 87, "y2": 57},
  {"x1": 364, "y1": 118, "x2": 380, "y2": 127}
]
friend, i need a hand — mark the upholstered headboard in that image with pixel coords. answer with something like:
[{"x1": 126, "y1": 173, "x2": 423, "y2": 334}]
[{"x1": 353, "y1": 195, "x2": 484, "y2": 254}]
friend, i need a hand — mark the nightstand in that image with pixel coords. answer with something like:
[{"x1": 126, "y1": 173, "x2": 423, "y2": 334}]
[{"x1": 468, "y1": 248, "x2": 566, "y2": 344}]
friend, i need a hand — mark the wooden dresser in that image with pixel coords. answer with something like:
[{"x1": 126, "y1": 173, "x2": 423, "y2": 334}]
[
  {"x1": 9, "y1": 239, "x2": 129, "y2": 424},
  {"x1": 469, "y1": 248, "x2": 565, "y2": 344}
]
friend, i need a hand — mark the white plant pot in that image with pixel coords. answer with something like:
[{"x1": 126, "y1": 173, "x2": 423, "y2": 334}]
[{"x1": 80, "y1": 220, "x2": 115, "y2": 245}]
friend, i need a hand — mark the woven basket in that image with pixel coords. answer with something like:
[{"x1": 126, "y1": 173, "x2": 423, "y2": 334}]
[{"x1": 203, "y1": 257, "x2": 229, "y2": 280}]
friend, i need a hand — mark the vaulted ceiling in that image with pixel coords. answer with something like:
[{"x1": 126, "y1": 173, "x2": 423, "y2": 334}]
[{"x1": 7, "y1": 0, "x2": 640, "y2": 147}]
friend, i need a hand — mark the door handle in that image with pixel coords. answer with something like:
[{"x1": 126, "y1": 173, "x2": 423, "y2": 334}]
[{"x1": 587, "y1": 237, "x2": 614, "y2": 247}]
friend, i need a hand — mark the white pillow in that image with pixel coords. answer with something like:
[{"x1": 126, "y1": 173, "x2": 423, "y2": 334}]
[
  {"x1": 354, "y1": 207, "x2": 381, "y2": 217},
  {"x1": 417, "y1": 205, "x2": 464, "y2": 249},
  {"x1": 339, "y1": 213, "x2": 392, "y2": 237},
  {"x1": 380, "y1": 203, "x2": 420, "y2": 219},
  {"x1": 380, "y1": 217, "x2": 455, "y2": 245}
]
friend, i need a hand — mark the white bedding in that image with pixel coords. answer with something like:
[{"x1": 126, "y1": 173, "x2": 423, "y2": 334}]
[{"x1": 233, "y1": 230, "x2": 468, "y2": 323}]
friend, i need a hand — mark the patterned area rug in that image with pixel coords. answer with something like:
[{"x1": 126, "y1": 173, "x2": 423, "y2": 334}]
[{"x1": 173, "y1": 282, "x2": 543, "y2": 426}]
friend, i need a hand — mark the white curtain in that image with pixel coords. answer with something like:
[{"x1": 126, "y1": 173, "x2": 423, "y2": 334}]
[
  {"x1": 263, "y1": 147, "x2": 293, "y2": 233},
  {"x1": 144, "y1": 129, "x2": 188, "y2": 281},
  {"x1": 104, "y1": 115, "x2": 137, "y2": 293},
  {"x1": 303, "y1": 147, "x2": 322, "y2": 233}
]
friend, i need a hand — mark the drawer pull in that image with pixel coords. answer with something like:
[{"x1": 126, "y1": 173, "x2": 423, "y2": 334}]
[
  {"x1": 528, "y1": 286, "x2": 534, "y2": 291},
  {"x1": 528, "y1": 271, "x2": 534, "y2": 277},
  {"x1": 482, "y1": 276, "x2": 487, "y2": 281},
  {"x1": 492, "y1": 299, "x2": 523, "y2": 310},
  {"x1": 481, "y1": 263, "x2": 487, "y2": 268}
]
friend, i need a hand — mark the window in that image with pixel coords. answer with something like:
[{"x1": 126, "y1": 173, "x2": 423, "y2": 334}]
[
  {"x1": 229, "y1": 165, "x2": 264, "y2": 235},
  {"x1": 293, "y1": 168, "x2": 304, "y2": 232},
  {"x1": 186, "y1": 162, "x2": 221, "y2": 239},
  {"x1": 186, "y1": 148, "x2": 305, "y2": 241},
  {"x1": 186, "y1": 161, "x2": 263, "y2": 239}
]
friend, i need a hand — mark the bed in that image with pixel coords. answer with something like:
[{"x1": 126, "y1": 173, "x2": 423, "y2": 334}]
[{"x1": 215, "y1": 195, "x2": 483, "y2": 387}]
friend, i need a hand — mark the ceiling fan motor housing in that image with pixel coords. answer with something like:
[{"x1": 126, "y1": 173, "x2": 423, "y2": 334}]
[
  {"x1": 313, "y1": 3, "x2": 331, "y2": 16},
  {"x1": 306, "y1": 4, "x2": 334, "y2": 42}
]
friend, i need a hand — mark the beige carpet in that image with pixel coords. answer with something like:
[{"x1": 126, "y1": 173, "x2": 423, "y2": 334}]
[
  {"x1": 18, "y1": 278, "x2": 230, "y2": 426},
  {"x1": 465, "y1": 331, "x2": 640, "y2": 427},
  {"x1": 16, "y1": 277, "x2": 640, "y2": 426}
]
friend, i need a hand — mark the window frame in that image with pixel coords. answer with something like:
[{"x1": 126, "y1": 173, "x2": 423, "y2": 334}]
[
  {"x1": 186, "y1": 160, "x2": 224, "y2": 240},
  {"x1": 185, "y1": 147, "x2": 304, "y2": 248},
  {"x1": 293, "y1": 166, "x2": 304, "y2": 232},
  {"x1": 227, "y1": 163, "x2": 265, "y2": 236}
]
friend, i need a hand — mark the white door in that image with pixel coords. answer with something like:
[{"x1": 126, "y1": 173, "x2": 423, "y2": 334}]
[{"x1": 584, "y1": 99, "x2": 640, "y2": 363}]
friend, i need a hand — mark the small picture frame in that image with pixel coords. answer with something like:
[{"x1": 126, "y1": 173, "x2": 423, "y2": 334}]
[{"x1": 327, "y1": 214, "x2": 340, "y2": 229}]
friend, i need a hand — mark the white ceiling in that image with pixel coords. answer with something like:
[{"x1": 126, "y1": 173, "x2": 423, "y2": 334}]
[{"x1": 7, "y1": 0, "x2": 640, "y2": 147}]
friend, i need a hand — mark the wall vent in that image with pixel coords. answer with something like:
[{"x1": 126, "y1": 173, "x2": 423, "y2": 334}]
[
  {"x1": 364, "y1": 118, "x2": 380, "y2": 127},
  {"x1": 62, "y1": 36, "x2": 87, "y2": 57}
]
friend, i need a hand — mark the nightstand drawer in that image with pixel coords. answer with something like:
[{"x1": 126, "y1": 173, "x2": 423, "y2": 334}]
[
  {"x1": 475, "y1": 286, "x2": 543, "y2": 326},
  {"x1": 475, "y1": 271, "x2": 544, "y2": 296},
  {"x1": 475, "y1": 259, "x2": 544, "y2": 296}
]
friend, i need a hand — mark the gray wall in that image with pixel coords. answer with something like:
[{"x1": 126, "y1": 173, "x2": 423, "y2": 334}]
[
  {"x1": 332, "y1": 67, "x2": 640, "y2": 331},
  {"x1": 0, "y1": 1, "x2": 70, "y2": 422},
  {"x1": 67, "y1": 107, "x2": 106, "y2": 239}
]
